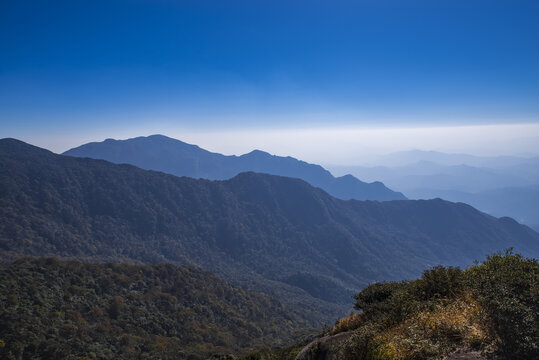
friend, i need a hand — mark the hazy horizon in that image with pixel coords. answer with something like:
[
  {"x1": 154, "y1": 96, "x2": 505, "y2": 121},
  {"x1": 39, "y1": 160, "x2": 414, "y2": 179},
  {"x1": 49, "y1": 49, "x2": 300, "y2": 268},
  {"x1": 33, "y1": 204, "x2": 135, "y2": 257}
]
[
  {"x1": 7, "y1": 122, "x2": 539, "y2": 166},
  {"x1": 2, "y1": 1, "x2": 539, "y2": 163}
]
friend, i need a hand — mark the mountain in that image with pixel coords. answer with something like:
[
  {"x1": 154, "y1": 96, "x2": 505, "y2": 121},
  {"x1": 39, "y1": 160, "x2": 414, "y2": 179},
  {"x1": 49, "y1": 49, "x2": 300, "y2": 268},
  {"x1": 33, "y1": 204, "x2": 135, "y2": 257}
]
[
  {"x1": 405, "y1": 186, "x2": 539, "y2": 232},
  {"x1": 362, "y1": 149, "x2": 537, "y2": 168},
  {"x1": 328, "y1": 159, "x2": 539, "y2": 230},
  {"x1": 63, "y1": 134, "x2": 405, "y2": 201},
  {"x1": 0, "y1": 258, "x2": 310, "y2": 359},
  {"x1": 2, "y1": 138, "x2": 539, "y2": 326},
  {"x1": 329, "y1": 161, "x2": 531, "y2": 192}
]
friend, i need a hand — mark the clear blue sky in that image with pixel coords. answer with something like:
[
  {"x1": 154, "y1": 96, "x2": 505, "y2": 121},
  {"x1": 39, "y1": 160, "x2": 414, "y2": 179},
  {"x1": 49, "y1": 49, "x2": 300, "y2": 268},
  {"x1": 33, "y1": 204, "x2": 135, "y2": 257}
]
[{"x1": 1, "y1": 0, "x2": 539, "y2": 155}]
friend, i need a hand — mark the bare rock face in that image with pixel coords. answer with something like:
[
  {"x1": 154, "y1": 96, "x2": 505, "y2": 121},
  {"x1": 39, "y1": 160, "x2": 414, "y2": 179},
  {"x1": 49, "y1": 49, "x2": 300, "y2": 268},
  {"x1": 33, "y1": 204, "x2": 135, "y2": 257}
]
[{"x1": 295, "y1": 331, "x2": 353, "y2": 360}]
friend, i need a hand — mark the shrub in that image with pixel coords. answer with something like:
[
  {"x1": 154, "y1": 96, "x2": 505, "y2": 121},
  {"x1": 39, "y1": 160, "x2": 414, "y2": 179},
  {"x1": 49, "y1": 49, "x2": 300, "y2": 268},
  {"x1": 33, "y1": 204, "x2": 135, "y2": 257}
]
[
  {"x1": 353, "y1": 281, "x2": 409, "y2": 324},
  {"x1": 467, "y1": 250, "x2": 539, "y2": 359},
  {"x1": 341, "y1": 251, "x2": 538, "y2": 359},
  {"x1": 336, "y1": 323, "x2": 382, "y2": 360},
  {"x1": 329, "y1": 312, "x2": 364, "y2": 335},
  {"x1": 412, "y1": 265, "x2": 465, "y2": 301}
]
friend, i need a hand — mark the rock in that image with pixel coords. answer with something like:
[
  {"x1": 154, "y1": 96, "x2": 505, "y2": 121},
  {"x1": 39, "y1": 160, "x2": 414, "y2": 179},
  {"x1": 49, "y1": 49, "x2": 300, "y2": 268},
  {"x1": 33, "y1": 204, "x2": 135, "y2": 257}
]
[{"x1": 295, "y1": 331, "x2": 353, "y2": 360}]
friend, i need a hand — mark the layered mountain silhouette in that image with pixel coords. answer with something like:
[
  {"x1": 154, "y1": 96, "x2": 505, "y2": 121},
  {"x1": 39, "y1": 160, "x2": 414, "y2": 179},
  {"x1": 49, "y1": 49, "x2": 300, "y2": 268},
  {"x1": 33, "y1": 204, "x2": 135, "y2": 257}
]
[
  {"x1": 63, "y1": 134, "x2": 406, "y2": 201},
  {"x1": 2, "y1": 139, "x2": 539, "y2": 325},
  {"x1": 360, "y1": 149, "x2": 539, "y2": 168},
  {"x1": 404, "y1": 186, "x2": 539, "y2": 232},
  {"x1": 330, "y1": 152, "x2": 539, "y2": 231}
]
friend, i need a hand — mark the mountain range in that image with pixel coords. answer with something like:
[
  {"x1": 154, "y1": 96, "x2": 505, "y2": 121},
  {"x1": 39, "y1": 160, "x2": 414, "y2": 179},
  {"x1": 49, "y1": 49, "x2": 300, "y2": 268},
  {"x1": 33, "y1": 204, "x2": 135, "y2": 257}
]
[
  {"x1": 357, "y1": 149, "x2": 539, "y2": 168},
  {"x1": 404, "y1": 186, "x2": 539, "y2": 232},
  {"x1": 63, "y1": 134, "x2": 406, "y2": 201},
  {"x1": 2, "y1": 138, "x2": 539, "y2": 327},
  {"x1": 329, "y1": 151, "x2": 539, "y2": 232},
  {"x1": 331, "y1": 161, "x2": 531, "y2": 192}
]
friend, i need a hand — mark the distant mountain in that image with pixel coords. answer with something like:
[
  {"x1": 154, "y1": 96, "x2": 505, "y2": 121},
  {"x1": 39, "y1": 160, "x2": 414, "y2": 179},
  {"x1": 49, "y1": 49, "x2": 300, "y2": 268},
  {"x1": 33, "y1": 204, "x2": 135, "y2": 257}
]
[
  {"x1": 0, "y1": 258, "x2": 309, "y2": 359},
  {"x1": 329, "y1": 161, "x2": 532, "y2": 192},
  {"x1": 329, "y1": 158, "x2": 539, "y2": 231},
  {"x1": 63, "y1": 134, "x2": 405, "y2": 201},
  {"x1": 362, "y1": 150, "x2": 537, "y2": 168},
  {"x1": 2, "y1": 139, "x2": 539, "y2": 326},
  {"x1": 405, "y1": 186, "x2": 539, "y2": 232}
]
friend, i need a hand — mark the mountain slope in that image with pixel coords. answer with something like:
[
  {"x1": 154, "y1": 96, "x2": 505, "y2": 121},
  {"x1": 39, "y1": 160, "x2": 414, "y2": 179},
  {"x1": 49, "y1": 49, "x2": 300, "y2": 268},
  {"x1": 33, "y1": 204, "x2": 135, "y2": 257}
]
[
  {"x1": 0, "y1": 258, "x2": 309, "y2": 359},
  {"x1": 63, "y1": 134, "x2": 405, "y2": 201},
  {"x1": 405, "y1": 186, "x2": 539, "y2": 232},
  {"x1": 329, "y1": 160, "x2": 539, "y2": 230},
  {"x1": 2, "y1": 138, "x2": 539, "y2": 326}
]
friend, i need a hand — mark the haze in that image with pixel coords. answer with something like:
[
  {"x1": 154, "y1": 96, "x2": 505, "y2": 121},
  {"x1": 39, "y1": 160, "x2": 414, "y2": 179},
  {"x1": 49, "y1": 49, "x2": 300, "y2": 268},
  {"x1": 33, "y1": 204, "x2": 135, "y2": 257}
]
[{"x1": 2, "y1": 0, "x2": 539, "y2": 161}]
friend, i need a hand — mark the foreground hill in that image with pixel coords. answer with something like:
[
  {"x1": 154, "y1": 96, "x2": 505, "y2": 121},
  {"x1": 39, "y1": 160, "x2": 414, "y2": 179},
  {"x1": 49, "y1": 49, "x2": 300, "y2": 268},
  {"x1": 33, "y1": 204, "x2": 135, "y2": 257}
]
[
  {"x1": 63, "y1": 134, "x2": 405, "y2": 201},
  {"x1": 0, "y1": 258, "x2": 309, "y2": 359},
  {"x1": 2, "y1": 138, "x2": 539, "y2": 325},
  {"x1": 254, "y1": 252, "x2": 539, "y2": 360}
]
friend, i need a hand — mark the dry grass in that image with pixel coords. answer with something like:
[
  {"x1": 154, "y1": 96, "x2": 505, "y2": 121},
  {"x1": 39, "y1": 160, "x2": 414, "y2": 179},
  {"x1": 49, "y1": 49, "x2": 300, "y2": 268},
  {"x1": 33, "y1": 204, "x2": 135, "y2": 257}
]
[
  {"x1": 365, "y1": 295, "x2": 487, "y2": 360},
  {"x1": 330, "y1": 253, "x2": 537, "y2": 360},
  {"x1": 329, "y1": 312, "x2": 364, "y2": 335},
  {"x1": 336, "y1": 294, "x2": 489, "y2": 360}
]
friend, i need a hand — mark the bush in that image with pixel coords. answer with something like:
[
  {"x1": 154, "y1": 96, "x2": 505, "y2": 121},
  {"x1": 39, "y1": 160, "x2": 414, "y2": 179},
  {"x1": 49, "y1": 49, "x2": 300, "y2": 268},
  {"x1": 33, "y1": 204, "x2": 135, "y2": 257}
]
[
  {"x1": 412, "y1": 265, "x2": 465, "y2": 301},
  {"x1": 336, "y1": 323, "x2": 382, "y2": 360},
  {"x1": 353, "y1": 281, "x2": 409, "y2": 324},
  {"x1": 329, "y1": 312, "x2": 364, "y2": 335},
  {"x1": 467, "y1": 250, "x2": 539, "y2": 359},
  {"x1": 341, "y1": 251, "x2": 538, "y2": 359}
]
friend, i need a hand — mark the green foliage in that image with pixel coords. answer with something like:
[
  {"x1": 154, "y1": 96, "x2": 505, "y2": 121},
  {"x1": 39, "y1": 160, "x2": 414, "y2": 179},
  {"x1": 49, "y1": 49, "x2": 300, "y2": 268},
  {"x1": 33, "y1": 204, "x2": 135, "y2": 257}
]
[
  {"x1": 467, "y1": 250, "x2": 539, "y2": 359},
  {"x1": 412, "y1": 265, "x2": 465, "y2": 301},
  {"x1": 337, "y1": 252, "x2": 538, "y2": 359},
  {"x1": 108, "y1": 295, "x2": 125, "y2": 319},
  {"x1": 353, "y1": 281, "x2": 409, "y2": 324},
  {"x1": 0, "y1": 258, "x2": 307, "y2": 359},
  {"x1": 336, "y1": 323, "x2": 382, "y2": 360},
  {"x1": 353, "y1": 266, "x2": 466, "y2": 328}
]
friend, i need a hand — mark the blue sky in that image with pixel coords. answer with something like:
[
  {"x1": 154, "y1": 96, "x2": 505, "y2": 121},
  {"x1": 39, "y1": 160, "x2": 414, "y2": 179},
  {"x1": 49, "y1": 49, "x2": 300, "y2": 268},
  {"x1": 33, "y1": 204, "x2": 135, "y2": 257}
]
[{"x1": 1, "y1": 0, "x2": 539, "y2": 158}]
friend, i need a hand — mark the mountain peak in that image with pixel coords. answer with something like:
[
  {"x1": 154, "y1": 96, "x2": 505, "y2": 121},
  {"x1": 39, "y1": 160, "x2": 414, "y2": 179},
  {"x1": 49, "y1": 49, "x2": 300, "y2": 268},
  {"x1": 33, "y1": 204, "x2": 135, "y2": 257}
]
[
  {"x1": 245, "y1": 149, "x2": 272, "y2": 157},
  {"x1": 0, "y1": 138, "x2": 55, "y2": 157},
  {"x1": 63, "y1": 135, "x2": 406, "y2": 201}
]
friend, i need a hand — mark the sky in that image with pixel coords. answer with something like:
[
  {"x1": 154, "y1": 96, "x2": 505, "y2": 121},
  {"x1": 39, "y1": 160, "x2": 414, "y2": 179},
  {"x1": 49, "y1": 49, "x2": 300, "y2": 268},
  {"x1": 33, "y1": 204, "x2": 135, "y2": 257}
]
[{"x1": 1, "y1": 0, "x2": 539, "y2": 162}]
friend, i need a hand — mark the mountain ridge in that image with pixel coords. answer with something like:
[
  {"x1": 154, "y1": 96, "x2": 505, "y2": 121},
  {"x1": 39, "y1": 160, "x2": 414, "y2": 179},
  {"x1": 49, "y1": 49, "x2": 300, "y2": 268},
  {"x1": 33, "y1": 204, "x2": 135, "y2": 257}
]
[
  {"x1": 328, "y1": 155, "x2": 539, "y2": 231},
  {"x1": 360, "y1": 149, "x2": 539, "y2": 168},
  {"x1": 63, "y1": 134, "x2": 406, "y2": 201},
  {"x1": 2, "y1": 138, "x2": 539, "y2": 326}
]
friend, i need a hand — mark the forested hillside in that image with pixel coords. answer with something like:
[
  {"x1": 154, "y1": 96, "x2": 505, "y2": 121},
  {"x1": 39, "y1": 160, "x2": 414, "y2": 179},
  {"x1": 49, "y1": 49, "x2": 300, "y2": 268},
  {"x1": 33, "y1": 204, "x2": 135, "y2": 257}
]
[
  {"x1": 0, "y1": 258, "x2": 310, "y2": 359},
  {"x1": 2, "y1": 138, "x2": 539, "y2": 326}
]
